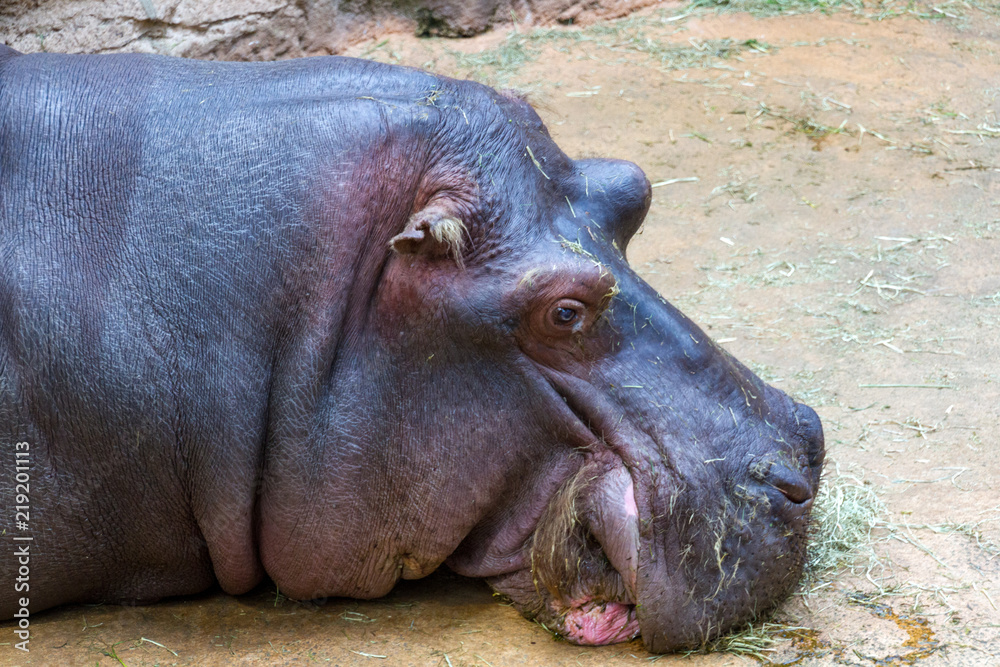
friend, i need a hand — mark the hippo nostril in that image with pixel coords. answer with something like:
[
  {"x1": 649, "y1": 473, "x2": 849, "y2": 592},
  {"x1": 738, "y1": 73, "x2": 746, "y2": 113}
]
[
  {"x1": 748, "y1": 457, "x2": 814, "y2": 504},
  {"x1": 767, "y1": 464, "x2": 813, "y2": 504},
  {"x1": 775, "y1": 482, "x2": 812, "y2": 504}
]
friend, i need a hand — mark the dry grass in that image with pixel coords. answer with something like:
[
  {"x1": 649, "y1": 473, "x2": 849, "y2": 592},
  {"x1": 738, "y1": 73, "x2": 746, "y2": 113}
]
[
  {"x1": 445, "y1": 13, "x2": 776, "y2": 86},
  {"x1": 691, "y1": 621, "x2": 810, "y2": 660},
  {"x1": 805, "y1": 469, "x2": 887, "y2": 577},
  {"x1": 691, "y1": 0, "x2": 977, "y2": 21}
]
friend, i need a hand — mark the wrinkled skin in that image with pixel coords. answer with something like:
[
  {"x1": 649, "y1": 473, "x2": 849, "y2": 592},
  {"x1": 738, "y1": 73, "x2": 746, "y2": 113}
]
[{"x1": 0, "y1": 45, "x2": 823, "y2": 652}]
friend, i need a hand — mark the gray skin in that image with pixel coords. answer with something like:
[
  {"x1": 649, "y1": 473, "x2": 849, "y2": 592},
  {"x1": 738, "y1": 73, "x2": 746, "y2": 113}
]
[{"x1": 0, "y1": 45, "x2": 824, "y2": 652}]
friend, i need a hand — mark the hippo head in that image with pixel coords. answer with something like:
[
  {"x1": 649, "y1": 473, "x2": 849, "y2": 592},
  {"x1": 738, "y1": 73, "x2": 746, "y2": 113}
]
[
  {"x1": 262, "y1": 79, "x2": 824, "y2": 653},
  {"x1": 373, "y1": 90, "x2": 825, "y2": 652}
]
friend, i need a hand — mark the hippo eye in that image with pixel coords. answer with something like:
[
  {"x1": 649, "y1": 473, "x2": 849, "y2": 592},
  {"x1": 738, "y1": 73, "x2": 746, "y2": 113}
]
[
  {"x1": 554, "y1": 307, "x2": 577, "y2": 324},
  {"x1": 547, "y1": 299, "x2": 586, "y2": 331}
]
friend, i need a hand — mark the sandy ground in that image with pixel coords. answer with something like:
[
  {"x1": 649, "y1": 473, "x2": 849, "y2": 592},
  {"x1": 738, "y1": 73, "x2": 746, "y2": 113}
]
[{"x1": 3, "y1": 3, "x2": 1000, "y2": 665}]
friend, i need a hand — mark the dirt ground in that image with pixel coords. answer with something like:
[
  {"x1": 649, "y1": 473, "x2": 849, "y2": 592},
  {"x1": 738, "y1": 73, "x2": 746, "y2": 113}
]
[{"x1": 4, "y1": 2, "x2": 1000, "y2": 665}]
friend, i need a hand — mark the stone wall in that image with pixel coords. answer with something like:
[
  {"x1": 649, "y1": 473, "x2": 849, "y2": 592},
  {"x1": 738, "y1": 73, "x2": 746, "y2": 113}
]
[{"x1": 0, "y1": 0, "x2": 660, "y2": 60}]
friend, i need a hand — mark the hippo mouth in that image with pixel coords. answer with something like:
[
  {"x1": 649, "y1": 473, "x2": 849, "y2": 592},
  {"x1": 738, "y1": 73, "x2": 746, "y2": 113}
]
[
  {"x1": 502, "y1": 365, "x2": 651, "y2": 646},
  {"x1": 528, "y1": 462, "x2": 642, "y2": 646},
  {"x1": 548, "y1": 598, "x2": 639, "y2": 645}
]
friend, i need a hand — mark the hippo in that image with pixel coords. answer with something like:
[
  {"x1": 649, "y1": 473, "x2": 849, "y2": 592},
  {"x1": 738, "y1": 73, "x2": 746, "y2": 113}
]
[{"x1": 0, "y1": 44, "x2": 824, "y2": 652}]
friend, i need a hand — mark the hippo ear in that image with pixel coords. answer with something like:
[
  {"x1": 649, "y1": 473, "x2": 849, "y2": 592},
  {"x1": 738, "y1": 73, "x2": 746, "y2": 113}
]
[{"x1": 390, "y1": 209, "x2": 467, "y2": 268}]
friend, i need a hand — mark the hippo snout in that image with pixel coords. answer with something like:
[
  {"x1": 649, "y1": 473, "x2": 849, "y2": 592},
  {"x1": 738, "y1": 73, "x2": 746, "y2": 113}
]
[{"x1": 630, "y1": 393, "x2": 826, "y2": 653}]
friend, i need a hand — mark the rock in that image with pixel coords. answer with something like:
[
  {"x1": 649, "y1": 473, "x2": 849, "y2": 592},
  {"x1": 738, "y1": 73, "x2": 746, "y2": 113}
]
[{"x1": 0, "y1": 0, "x2": 660, "y2": 60}]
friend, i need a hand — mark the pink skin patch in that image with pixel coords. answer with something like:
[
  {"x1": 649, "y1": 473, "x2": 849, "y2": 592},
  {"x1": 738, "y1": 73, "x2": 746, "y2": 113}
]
[
  {"x1": 624, "y1": 481, "x2": 638, "y2": 518},
  {"x1": 611, "y1": 475, "x2": 639, "y2": 598},
  {"x1": 560, "y1": 600, "x2": 640, "y2": 645}
]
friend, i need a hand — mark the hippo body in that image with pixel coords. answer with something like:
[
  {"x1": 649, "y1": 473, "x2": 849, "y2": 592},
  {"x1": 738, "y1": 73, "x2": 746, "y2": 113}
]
[{"x1": 0, "y1": 45, "x2": 823, "y2": 652}]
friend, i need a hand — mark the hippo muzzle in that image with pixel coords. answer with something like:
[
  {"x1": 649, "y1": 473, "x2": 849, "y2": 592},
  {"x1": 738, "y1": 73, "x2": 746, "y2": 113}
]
[
  {"x1": 636, "y1": 401, "x2": 825, "y2": 652},
  {"x1": 508, "y1": 356, "x2": 825, "y2": 652}
]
